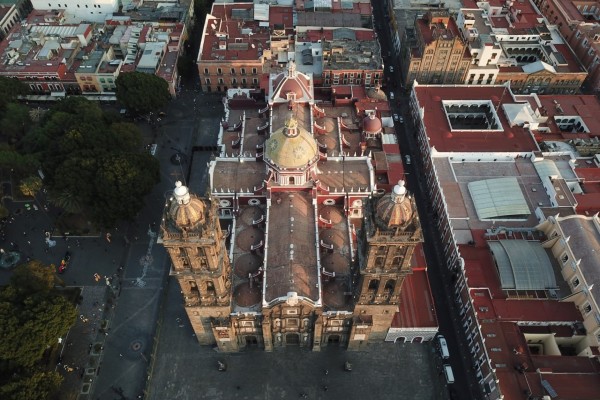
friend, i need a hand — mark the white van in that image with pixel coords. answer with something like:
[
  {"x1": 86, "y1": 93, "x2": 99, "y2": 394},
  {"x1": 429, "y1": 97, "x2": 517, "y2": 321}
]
[
  {"x1": 437, "y1": 335, "x2": 450, "y2": 359},
  {"x1": 443, "y1": 364, "x2": 455, "y2": 384}
]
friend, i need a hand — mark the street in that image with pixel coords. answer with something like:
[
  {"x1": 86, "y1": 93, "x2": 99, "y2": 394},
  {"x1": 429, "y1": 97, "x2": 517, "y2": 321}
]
[{"x1": 371, "y1": 1, "x2": 484, "y2": 399}]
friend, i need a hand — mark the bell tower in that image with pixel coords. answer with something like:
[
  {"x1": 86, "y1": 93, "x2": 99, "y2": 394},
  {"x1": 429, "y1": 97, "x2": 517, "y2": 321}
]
[
  {"x1": 350, "y1": 181, "x2": 423, "y2": 349},
  {"x1": 161, "y1": 182, "x2": 235, "y2": 351}
]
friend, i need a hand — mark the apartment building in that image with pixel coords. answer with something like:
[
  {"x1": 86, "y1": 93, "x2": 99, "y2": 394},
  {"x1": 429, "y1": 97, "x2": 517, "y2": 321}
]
[
  {"x1": 408, "y1": 82, "x2": 600, "y2": 399},
  {"x1": 197, "y1": 3, "x2": 271, "y2": 93},
  {"x1": 0, "y1": 0, "x2": 33, "y2": 40},
  {"x1": 457, "y1": 0, "x2": 587, "y2": 94},
  {"x1": 31, "y1": 0, "x2": 118, "y2": 23},
  {"x1": 401, "y1": 11, "x2": 471, "y2": 87},
  {"x1": 0, "y1": 9, "x2": 184, "y2": 97},
  {"x1": 534, "y1": 0, "x2": 600, "y2": 92}
]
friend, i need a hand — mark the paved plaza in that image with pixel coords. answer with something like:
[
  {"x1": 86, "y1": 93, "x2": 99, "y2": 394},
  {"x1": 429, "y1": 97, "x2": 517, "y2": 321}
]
[{"x1": 146, "y1": 279, "x2": 449, "y2": 400}]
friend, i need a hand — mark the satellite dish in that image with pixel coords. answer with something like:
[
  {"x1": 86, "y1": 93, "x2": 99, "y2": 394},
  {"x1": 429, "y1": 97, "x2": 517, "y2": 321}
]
[
  {"x1": 211, "y1": 23, "x2": 216, "y2": 30},
  {"x1": 251, "y1": 43, "x2": 255, "y2": 48}
]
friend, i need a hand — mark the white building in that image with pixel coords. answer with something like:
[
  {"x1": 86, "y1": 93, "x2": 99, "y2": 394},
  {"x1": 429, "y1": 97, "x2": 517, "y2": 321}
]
[{"x1": 32, "y1": 0, "x2": 119, "y2": 23}]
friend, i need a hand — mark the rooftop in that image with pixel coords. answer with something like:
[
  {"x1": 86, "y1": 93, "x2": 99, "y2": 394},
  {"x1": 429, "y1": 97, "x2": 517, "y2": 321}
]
[
  {"x1": 199, "y1": 3, "x2": 271, "y2": 64},
  {"x1": 265, "y1": 191, "x2": 319, "y2": 302},
  {"x1": 413, "y1": 84, "x2": 540, "y2": 153}
]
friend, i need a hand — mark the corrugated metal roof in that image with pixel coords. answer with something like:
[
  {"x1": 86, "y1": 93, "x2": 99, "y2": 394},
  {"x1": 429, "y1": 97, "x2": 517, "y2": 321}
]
[
  {"x1": 468, "y1": 177, "x2": 530, "y2": 220},
  {"x1": 489, "y1": 240, "x2": 557, "y2": 291}
]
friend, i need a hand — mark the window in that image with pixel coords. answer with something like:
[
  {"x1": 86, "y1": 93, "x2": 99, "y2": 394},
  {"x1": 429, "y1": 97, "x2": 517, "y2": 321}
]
[
  {"x1": 204, "y1": 68, "x2": 209, "y2": 74},
  {"x1": 217, "y1": 68, "x2": 222, "y2": 75},
  {"x1": 252, "y1": 68, "x2": 257, "y2": 74},
  {"x1": 230, "y1": 68, "x2": 235, "y2": 75},
  {"x1": 583, "y1": 302, "x2": 592, "y2": 314},
  {"x1": 241, "y1": 68, "x2": 246, "y2": 75},
  {"x1": 561, "y1": 253, "x2": 569, "y2": 263},
  {"x1": 572, "y1": 276, "x2": 580, "y2": 288}
]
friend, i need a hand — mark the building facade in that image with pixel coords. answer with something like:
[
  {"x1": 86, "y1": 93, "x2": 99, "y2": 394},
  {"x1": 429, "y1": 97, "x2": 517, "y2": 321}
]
[{"x1": 401, "y1": 11, "x2": 471, "y2": 87}]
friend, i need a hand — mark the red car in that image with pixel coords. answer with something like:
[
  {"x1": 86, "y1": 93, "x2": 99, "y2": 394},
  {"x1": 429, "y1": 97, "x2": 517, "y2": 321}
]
[{"x1": 58, "y1": 251, "x2": 71, "y2": 274}]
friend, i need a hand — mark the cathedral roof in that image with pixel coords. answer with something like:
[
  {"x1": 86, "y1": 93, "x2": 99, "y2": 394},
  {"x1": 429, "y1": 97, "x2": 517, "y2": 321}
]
[
  {"x1": 167, "y1": 181, "x2": 206, "y2": 230},
  {"x1": 264, "y1": 114, "x2": 319, "y2": 169},
  {"x1": 363, "y1": 112, "x2": 382, "y2": 134},
  {"x1": 375, "y1": 181, "x2": 415, "y2": 228},
  {"x1": 366, "y1": 85, "x2": 388, "y2": 101},
  {"x1": 270, "y1": 61, "x2": 314, "y2": 104}
]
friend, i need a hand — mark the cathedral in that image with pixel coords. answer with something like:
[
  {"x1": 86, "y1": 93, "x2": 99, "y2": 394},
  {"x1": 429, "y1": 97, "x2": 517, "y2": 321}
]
[{"x1": 160, "y1": 62, "x2": 424, "y2": 351}]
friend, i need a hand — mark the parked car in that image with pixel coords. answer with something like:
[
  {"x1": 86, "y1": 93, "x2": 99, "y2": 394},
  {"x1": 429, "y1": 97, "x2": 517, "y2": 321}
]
[
  {"x1": 436, "y1": 335, "x2": 450, "y2": 359},
  {"x1": 393, "y1": 113, "x2": 400, "y2": 122},
  {"x1": 389, "y1": 65, "x2": 394, "y2": 73},
  {"x1": 405, "y1": 155, "x2": 411, "y2": 165},
  {"x1": 58, "y1": 251, "x2": 71, "y2": 274},
  {"x1": 389, "y1": 92, "x2": 395, "y2": 100}
]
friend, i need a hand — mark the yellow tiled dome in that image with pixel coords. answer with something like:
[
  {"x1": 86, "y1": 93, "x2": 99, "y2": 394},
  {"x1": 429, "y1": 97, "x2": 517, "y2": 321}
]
[
  {"x1": 264, "y1": 114, "x2": 319, "y2": 169},
  {"x1": 168, "y1": 181, "x2": 206, "y2": 229}
]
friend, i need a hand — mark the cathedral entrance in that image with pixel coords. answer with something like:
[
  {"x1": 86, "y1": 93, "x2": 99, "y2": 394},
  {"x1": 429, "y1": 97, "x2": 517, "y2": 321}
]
[
  {"x1": 245, "y1": 336, "x2": 258, "y2": 346},
  {"x1": 327, "y1": 335, "x2": 340, "y2": 344},
  {"x1": 285, "y1": 333, "x2": 300, "y2": 345}
]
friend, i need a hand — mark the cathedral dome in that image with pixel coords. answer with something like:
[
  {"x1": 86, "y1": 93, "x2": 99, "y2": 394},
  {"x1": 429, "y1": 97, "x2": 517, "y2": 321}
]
[
  {"x1": 375, "y1": 181, "x2": 415, "y2": 228},
  {"x1": 278, "y1": 79, "x2": 304, "y2": 99},
  {"x1": 168, "y1": 181, "x2": 206, "y2": 229},
  {"x1": 363, "y1": 113, "x2": 382, "y2": 135},
  {"x1": 264, "y1": 114, "x2": 319, "y2": 169},
  {"x1": 366, "y1": 84, "x2": 388, "y2": 101}
]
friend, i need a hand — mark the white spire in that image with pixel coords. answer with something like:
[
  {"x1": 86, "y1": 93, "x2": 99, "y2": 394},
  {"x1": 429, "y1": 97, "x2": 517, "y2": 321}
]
[
  {"x1": 391, "y1": 180, "x2": 407, "y2": 203},
  {"x1": 173, "y1": 181, "x2": 191, "y2": 205}
]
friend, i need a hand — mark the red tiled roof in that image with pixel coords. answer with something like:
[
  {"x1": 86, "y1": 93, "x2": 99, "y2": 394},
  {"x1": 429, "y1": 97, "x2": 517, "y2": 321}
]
[
  {"x1": 531, "y1": 371, "x2": 600, "y2": 400},
  {"x1": 393, "y1": 266, "x2": 437, "y2": 329},
  {"x1": 538, "y1": 95, "x2": 600, "y2": 136},
  {"x1": 200, "y1": 3, "x2": 270, "y2": 63},
  {"x1": 575, "y1": 167, "x2": 600, "y2": 182},
  {"x1": 269, "y1": 6, "x2": 293, "y2": 28},
  {"x1": 575, "y1": 192, "x2": 600, "y2": 214},
  {"x1": 554, "y1": 43, "x2": 586, "y2": 73},
  {"x1": 414, "y1": 85, "x2": 539, "y2": 153},
  {"x1": 491, "y1": 298, "x2": 580, "y2": 322},
  {"x1": 416, "y1": 16, "x2": 461, "y2": 45}
]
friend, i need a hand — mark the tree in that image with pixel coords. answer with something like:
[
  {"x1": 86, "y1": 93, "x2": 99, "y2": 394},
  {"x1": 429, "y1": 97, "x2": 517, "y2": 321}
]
[
  {"x1": 18, "y1": 176, "x2": 42, "y2": 198},
  {"x1": 0, "y1": 371, "x2": 62, "y2": 400},
  {"x1": 0, "y1": 103, "x2": 31, "y2": 141},
  {"x1": 0, "y1": 147, "x2": 39, "y2": 176},
  {"x1": 0, "y1": 77, "x2": 28, "y2": 110},
  {"x1": 0, "y1": 261, "x2": 76, "y2": 368},
  {"x1": 9, "y1": 261, "x2": 57, "y2": 296},
  {"x1": 25, "y1": 98, "x2": 159, "y2": 227},
  {"x1": 115, "y1": 72, "x2": 171, "y2": 115},
  {"x1": 91, "y1": 152, "x2": 160, "y2": 227}
]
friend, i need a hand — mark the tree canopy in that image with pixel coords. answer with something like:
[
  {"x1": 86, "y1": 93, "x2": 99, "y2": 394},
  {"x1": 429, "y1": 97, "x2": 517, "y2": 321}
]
[
  {"x1": 0, "y1": 262, "x2": 75, "y2": 397},
  {"x1": 0, "y1": 77, "x2": 28, "y2": 110},
  {"x1": 22, "y1": 96, "x2": 159, "y2": 227},
  {"x1": 115, "y1": 72, "x2": 170, "y2": 115},
  {"x1": 0, "y1": 103, "x2": 31, "y2": 142}
]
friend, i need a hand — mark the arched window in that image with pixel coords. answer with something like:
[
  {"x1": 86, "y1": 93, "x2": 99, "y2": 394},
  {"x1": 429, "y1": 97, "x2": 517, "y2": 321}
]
[
  {"x1": 206, "y1": 281, "x2": 215, "y2": 293},
  {"x1": 368, "y1": 279, "x2": 379, "y2": 292}
]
